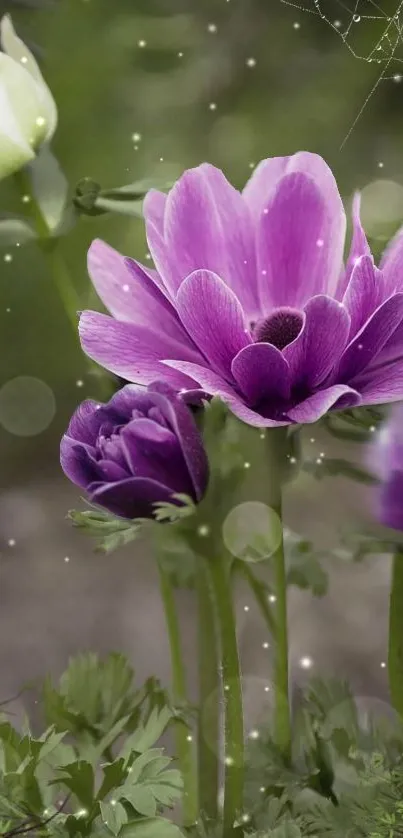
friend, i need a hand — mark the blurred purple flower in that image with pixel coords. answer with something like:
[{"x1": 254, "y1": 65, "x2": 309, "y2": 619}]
[
  {"x1": 79, "y1": 152, "x2": 403, "y2": 427},
  {"x1": 60, "y1": 382, "x2": 209, "y2": 520},
  {"x1": 371, "y1": 404, "x2": 403, "y2": 531}
]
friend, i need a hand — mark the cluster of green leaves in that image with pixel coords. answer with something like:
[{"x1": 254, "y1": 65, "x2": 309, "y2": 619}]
[
  {"x1": 243, "y1": 676, "x2": 403, "y2": 837},
  {"x1": 0, "y1": 653, "x2": 184, "y2": 838}
]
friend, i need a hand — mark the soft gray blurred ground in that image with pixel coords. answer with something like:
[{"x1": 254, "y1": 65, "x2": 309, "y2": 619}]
[{"x1": 0, "y1": 451, "x2": 392, "y2": 736}]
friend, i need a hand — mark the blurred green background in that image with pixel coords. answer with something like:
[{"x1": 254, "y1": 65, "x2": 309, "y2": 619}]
[{"x1": 1, "y1": 0, "x2": 403, "y2": 479}]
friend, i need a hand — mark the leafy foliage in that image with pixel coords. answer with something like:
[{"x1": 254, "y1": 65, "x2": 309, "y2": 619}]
[
  {"x1": 43, "y1": 652, "x2": 170, "y2": 760},
  {"x1": 245, "y1": 674, "x2": 403, "y2": 838},
  {"x1": 0, "y1": 654, "x2": 184, "y2": 838}
]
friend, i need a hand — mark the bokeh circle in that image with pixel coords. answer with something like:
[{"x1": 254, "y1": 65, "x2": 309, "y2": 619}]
[{"x1": 0, "y1": 376, "x2": 56, "y2": 436}]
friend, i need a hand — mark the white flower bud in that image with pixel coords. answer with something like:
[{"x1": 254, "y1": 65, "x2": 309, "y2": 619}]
[{"x1": 0, "y1": 15, "x2": 57, "y2": 180}]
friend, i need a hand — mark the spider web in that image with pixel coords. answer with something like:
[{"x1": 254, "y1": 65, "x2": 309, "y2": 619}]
[{"x1": 279, "y1": 0, "x2": 403, "y2": 147}]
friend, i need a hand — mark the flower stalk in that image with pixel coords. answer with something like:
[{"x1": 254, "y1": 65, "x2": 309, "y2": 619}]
[
  {"x1": 265, "y1": 427, "x2": 292, "y2": 761},
  {"x1": 207, "y1": 552, "x2": 244, "y2": 837},
  {"x1": 197, "y1": 560, "x2": 220, "y2": 821},
  {"x1": 157, "y1": 562, "x2": 198, "y2": 826},
  {"x1": 388, "y1": 549, "x2": 403, "y2": 720}
]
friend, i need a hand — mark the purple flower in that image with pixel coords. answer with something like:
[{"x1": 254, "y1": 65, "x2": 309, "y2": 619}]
[
  {"x1": 371, "y1": 404, "x2": 403, "y2": 532},
  {"x1": 60, "y1": 382, "x2": 209, "y2": 520},
  {"x1": 78, "y1": 153, "x2": 403, "y2": 427}
]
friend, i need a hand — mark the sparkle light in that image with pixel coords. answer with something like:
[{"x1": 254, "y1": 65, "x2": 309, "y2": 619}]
[
  {"x1": 198, "y1": 524, "x2": 210, "y2": 537},
  {"x1": 138, "y1": 39, "x2": 147, "y2": 48},
  {"x1": 207, "y1": 23, "x2": 218, "y2": 33},
  {"x1": 246, "y1": 57, "x2": 256, "y2": 67},
  {"x1": 209, "y1": 102, "x2": 217, "y2": 110},
  {"x1": 299, "y1": 656, "x2": 313, "y2": 669},
  {"x1": 8, "y1": 539, "x2": 16, "y2": 547},
  {"x1": 4, "y1": 254, "x2": 12, "y2": 263},
  {"x1": 76, "y1": 379, "x2": 84, "y2": 388}
]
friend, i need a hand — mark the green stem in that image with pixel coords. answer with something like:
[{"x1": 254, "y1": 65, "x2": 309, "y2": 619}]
[
  {"x1": 197, "y1": 560, "x2": 219, "y2": 821},
  {"x1": 265, "y1": 427, "x2": 291, "y2": 761},
  {"x1": 13, "y1": 167, "x2": 81, "y2": 329},
  {"x1": 13, "y1": 167, "x2": 112, "y2": 398},
  {"x1": 208, "y1": 554, "x2": 244, "y2": 837},
  {"x1": 231, "y1": 561, "x2": 276, "y2": 637},
  {"x1": 388, "y1": 550, "x2": 403, "y2": 719},
  {"x1": 157, "y1": 563, "x2": 198, "y2": 826}
]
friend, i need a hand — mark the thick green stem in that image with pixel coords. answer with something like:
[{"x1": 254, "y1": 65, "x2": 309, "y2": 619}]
[
  {"x1": 197, "y1": 561, "x2": 219, "y2": 821},
  {"x1": 208, "y1": 554, "x2": 244, "y2": 837},
  {"x1": 265, "y1": 427, "x2": 292, "y2": 761},
  {"x1": 388, "y1": 550, "x2": 403, "y2": 720},
  {"x1": 157, "y1": 563, "x2": 198, "y2": 826}
]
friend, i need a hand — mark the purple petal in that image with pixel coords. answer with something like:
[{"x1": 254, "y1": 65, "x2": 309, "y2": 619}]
[
  {"x1": 162, "y1": 359, "x2": 241, "y2": 397},
  {"x1": 175, "y1": 270, "x2": 250, "y2": 378},
  {"x1": 283, "y1": 296, "x2": 350, "y2": 388},
  {"x1": 79, "y1": 311, "x2": 201, "y2": 388},
  {"x1": 338, "y1": 294, "x2": 403, "y2": 383},
  {"x1": 155, "y1": 165, "x2": 259, "y2": 316},
  {"x1": 243, "y1": 152, "x2": 345, "y2": 309},
  {"x1": 96, "y1": 459, "x2": 129, "y2": 482},
  {"x1": 338, "y1": 193, "x2": 371, "y2": 299},
  {"x1": 65, "y1": 399, "x2": 103, "y2": 443},
  {"x1": 380, "y1": 223, "x2": 403, "y2": 293},
  {"x1": 90, "y1": 477, "x2": 176, "y2": 520},
  {"x1": 286, "y1": 385, "x2": 361, "y2": 423},
  {"x1": 143, "y1": 189, "x2": 167, "y2": 234},
  {"x1": 121, "y1": 418, "x2": 195, "y2": 497},
  {"x1": 354, "y1": 357, "x2": 403, "y2": 404},
  {"x1": 87, "y1": 240, "x2": 187, "y2": 344},
  {"x1": 342, "y1": 255, "x2": 385, "y2": 339},
  {"x1": 256, "y1": 173, "x2": 344, "y2": 311},
  {"x1": 60, "y1": 437, "x2": 99, "y2": 489},
  {"x1": 162, "y1": 360, "x2": 287, "y2": 426},
  {"x1": 231, "y1": 343, "x2": 291, "y2": 405},
  {"x1": 147, "y1": 381, "x2": 209, "y2": 501},
  {"x1": 379, "y1": 471, "x2": 403, "y2": 531}
]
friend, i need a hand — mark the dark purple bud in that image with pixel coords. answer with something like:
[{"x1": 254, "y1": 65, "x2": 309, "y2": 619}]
[{"x1": 60, "y1": 381, "x2": 209, "y2": 520}]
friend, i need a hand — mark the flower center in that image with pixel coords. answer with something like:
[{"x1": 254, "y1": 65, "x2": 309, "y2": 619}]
[{"x1": 252, "y1": 307, "x2": 303, "y2": 350}]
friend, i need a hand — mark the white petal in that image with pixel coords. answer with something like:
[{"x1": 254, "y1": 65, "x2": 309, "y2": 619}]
[{"x1": 0, "y1": 15, "x2": 57, "y2": 139}]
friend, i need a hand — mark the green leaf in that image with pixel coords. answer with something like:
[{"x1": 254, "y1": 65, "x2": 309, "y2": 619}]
[
  {"x1": 54, "y1": 760, "x2": 94, "y2": 808},
  {"x1": 120, "y1": 707, "x2": 173, "y2": 755},
  {"x1": 99, "y1": 801, "x2": 128, "y2": 836},
  {"x1": 123, "y1": 787, "x2": 157, "y2": 817},
  {"x1": 96, "y1": 759, "x2": 126, "y2": 802},
  {"x1": 121, "y1": 818, "x2": 185, "y2": 838},
  {"x1": 28, "y1": 145, "x2": 70, "y2": 233},
  {"x1": 68, "y1": 508, "x2": 143, "y2": 554},
  {"x1": 302, "y1": 457, "x2": 376, "y2": 484},
  {"x1": 285, "y1": 534, "x2": 328, "y2": 597},
  {"x1": 270, "y1": 824, "x2": 302, "y2": 838},
  {"x1": 0, "y1": 215, "x2": 36, "y2": 246},
  {"x1": 152, "y1": 495, "x2": 195, "y2": 523}
]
